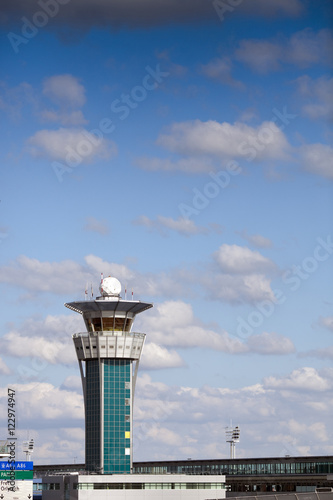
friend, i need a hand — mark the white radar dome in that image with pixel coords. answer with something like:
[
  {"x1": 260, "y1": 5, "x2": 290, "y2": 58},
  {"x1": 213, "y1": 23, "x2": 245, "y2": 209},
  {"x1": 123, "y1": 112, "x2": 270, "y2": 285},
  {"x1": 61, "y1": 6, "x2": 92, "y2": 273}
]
[{"x1": 100, "y1": 277, "x2": 121, "y2": 296}]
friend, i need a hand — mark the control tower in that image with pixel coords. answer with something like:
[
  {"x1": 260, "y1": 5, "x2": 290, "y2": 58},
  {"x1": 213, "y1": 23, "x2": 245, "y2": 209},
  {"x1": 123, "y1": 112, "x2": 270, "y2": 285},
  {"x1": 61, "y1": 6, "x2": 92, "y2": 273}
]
[{"x1": 65, "y1": 276, "x2": 153, "y2": 474}]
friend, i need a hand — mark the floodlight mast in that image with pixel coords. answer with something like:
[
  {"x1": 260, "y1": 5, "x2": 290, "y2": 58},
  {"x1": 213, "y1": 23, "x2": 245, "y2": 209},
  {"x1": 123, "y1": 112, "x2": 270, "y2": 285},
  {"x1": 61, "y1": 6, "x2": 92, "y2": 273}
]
[
  {"x1": 23, "y1": 439, "x2": 34, "y2": 461},
  {"x1": 225, "y1": 426, "x2": 240, "y2": 459}
]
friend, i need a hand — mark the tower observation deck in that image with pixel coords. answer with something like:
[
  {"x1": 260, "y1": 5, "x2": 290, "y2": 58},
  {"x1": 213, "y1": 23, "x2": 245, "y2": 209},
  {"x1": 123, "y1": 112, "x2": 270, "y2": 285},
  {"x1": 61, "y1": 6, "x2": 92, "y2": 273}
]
[{"x1": 65, "y1": 276, "x2": 153, "y2": 474}]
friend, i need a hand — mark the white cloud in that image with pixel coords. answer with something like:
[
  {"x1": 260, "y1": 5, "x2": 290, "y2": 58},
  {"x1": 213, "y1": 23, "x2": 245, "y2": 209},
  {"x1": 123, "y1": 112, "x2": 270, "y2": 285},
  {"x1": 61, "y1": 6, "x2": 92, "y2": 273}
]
[
  {"x1": 136, "y1": 156, "x2": 215, "y2": 174},
  {"x1": 83, "y1": 255, "x2": 136, "y2": 284},
  {"x1": 264, "y1": 367, "x2": 331, "y2": 391},
  {"x1": 138, "y1": 299, "x2": 296, "y2": 355},
  {"x1": 26, "y1": 127, "x2": 117, "y2": 164},
  {"x1": 133, "y1": 367, "x2": 333, "y2": 460},
  {"x1": 61, "y1": 375, "x2": 82, "y2": 391},
  {"x1": 238, "y1": 230, "x2": 273, "y2": 249},
  {"x1": 0, "y1": 314, "x2": 83, "y2": 366},
  {"x1": 299, "y1": 143, "x2": 333, "y2": 179},
  {"x1": 0, "y1": 254, "x2": 182, "y2": 300},
  {"x1": 40, "y1": 109, "x2": 88, "y2": 126},
  {"x1": 0, "y1": 256, "x2": 94, "y2": 294},
  {"x1": 0, "y1": 357, "x2": 11, "y2": 375},
  {"x1": 213, "y1": 244, "x2": 275, "y2": 274},
  {"x1": 287, "y1": 29, "x2": 333, "y2": 68},
  {"x1": 235, "y1": 40, "x2": 282, "y2": 73},
  {"x1": 295, "y1": 75, "x2": 333, "y2": 120},
  {"x1": 84, "y1": 216, "x2": 110, "y2": 235},
  {"x1": 246, "y1": 332, "x2": 296, "y2": 355},
  {"x1": 42, "y1": 74, "x2": 86, "y2": 108},
  {"x1": 133, "y1": 215, "x2": 209, "y2": 236},
  {"x1": 137, "y1": 300, "x2": 247, "y2": 353},
  {"x1": 0, "y1": 248, "x2": 276, "y2": 305},
  {"x1": 1, "y1": 332, "x2": 76, "y2": 365},
  {"x1": 204, "y1": 272, "x2": 275, "y2": 304},
  {"x1": 141, "y1": 343, "x2": 185, "y2": 369},
  {"x1": 144, "y1": 425, "x2": 183, "y2": 446},
  {"x1": 1, "y1": 362, "x2": 332, "y2": 463},
  {"x1": 2, "y1": 382, "x2": 84, "y2": 421},
  {"x1": 320, "y1": 316, "x2": 333, "y2": 332},
  {"x1": 156, "y1": 119, "x2": 290, "y2": 163},
  {"x1": 200, "y1": 244, "x2": 277, "y2": 304},
  {"x1": 235, "y1": 29, "x2": 333, "y2": 73},
  {"x1": 0, "y1": 81, "x2": 36, "y2": 121},
  {"x1": 301, "y1": 346, "x2": 333, "y2": 361},
  {"x1": 201, "y1": 57, "x2": 244, "y2": 89}
]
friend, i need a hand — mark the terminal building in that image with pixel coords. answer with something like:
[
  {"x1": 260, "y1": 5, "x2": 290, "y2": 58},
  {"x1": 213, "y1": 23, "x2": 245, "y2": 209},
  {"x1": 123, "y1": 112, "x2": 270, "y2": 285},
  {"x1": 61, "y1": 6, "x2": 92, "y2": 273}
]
[{"x1": 34, "y1": 456, "x2": 333, "y2": 497}]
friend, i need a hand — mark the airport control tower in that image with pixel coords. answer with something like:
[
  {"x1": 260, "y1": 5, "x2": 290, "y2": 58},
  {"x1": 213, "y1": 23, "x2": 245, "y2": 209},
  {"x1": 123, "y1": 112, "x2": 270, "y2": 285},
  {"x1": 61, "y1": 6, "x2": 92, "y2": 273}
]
[{"x1": 65, "y1": 276, "x2": 153, "y2": 474}]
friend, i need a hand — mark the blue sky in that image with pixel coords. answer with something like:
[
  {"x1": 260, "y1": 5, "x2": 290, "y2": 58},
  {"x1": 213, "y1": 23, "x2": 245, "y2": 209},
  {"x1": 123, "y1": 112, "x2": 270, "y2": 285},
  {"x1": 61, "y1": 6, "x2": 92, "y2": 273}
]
[{"x1": 0, "y1": 0, "x2": 332, "y2": 464}]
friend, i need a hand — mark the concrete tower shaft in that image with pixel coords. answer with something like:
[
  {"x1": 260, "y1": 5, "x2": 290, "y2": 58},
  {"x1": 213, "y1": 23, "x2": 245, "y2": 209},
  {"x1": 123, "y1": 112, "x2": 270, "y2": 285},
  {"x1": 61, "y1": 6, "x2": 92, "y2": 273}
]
[{"x1": 65, "y1": 277, "x2": 153, "y2": 474}]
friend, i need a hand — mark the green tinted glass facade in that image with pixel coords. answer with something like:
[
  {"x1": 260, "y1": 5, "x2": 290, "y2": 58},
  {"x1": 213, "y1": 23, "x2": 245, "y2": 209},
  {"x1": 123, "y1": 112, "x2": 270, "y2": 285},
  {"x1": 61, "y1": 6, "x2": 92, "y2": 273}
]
[
  {"x1": 86, "y1": 360, "x2": 101, "y2": 471},
  {"x1": 86, "y1": 359, "x2": 132, "y2": 474},
  {"x1": 104, "y1": 359, "x2": 131, "y2": 474}
]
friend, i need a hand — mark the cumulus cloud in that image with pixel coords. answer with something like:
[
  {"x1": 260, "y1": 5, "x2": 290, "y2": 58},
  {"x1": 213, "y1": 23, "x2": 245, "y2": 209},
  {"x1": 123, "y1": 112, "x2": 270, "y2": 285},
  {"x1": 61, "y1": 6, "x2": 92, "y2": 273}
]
[
  {"x1": 235, "y1": 29, "x2": 333, "y2": 73},
  {"x1": 0, "y1": 315, "x2": 83, "y2": 367},
  {"x1": 0, "y1": 255, "x2": 94, "y2": 294},
  {"x1": 213, "y1": 244, "x2": 275, "y2": 275},
  {"x1": 200, "y1": 57, "x2": 244, "y2": 89},
  {"x1": 40, "y1": 75, "x2": 88, "y2": 126},
  {"x1": 39, "y1": 109, "x2": 88, "y2": 126},
  {"x1": 26, "y1": 127, "x2": 117, "y2": 163},
  {"x1": 204, "y1": 273, "x2": 275, "y2": 304},
  {"x1": 295, "y1": 75, "x2": 333, "y2": 120},
  {"x1": 84, "y1": 216, "x2": 110, "y2": 235},
  {"x1": 1, "y1": 332, "x2": 76, "y2": 366},
  {"x1": 199, "y1": 244, "x2": 276, "y2": 304},
  {"x1": 0, "y1": 246, "x2": 277, "y2": 305},
  {"x1": 42, "y1": 74, "x2": 86, "y2": 108},
  {"x1": 0, "y1": 382, "x2": 84, "y2": 421},
  {"x1": 141, "y1": 343, "x2": 185, "y2": 369},
  {"x1": 133, "y1": 215, "x2": 210, "y2": 236},
  {"x1": 135, "y1": 156, "x2": 215, "y2": 174},
  {"x1": 264, "y1": 367, "x2": 331, "y2": 391},
  {"x1": 61, "y1": 375, "x2": 82, "y2": 391},
  {"x1": 133, "y1": 366, "x2": 333, "y2": 460},
  {"x1": 0, "y1": 357, "x2": 11, "y2": 375},
  {"x1": 1, "y1": 362, "x2": 332, "y2": 463},
  {"x1": 2, "y1": 0, "x2": 304, "y2": 32},
  {"x1": 299, "y1": 143, "x2": 333, "y2": 179},
  {"x1": 0, "y1": 81, "x2": 36, "y2": 121},
  {"x1": 137, "y1": 300, "x2": 246, "y2": 353},
  {"x1": 301, "y1": 346, "x2": 333, "y2": 361},
  {"x1": 136, "y1": 118, "x2": 292, "y2": 176},
  {"x1": 156, "y1": 119, "x2": 291, "y2": 163},
  {"x1": 139, "y1": 300, "x2": 295, "y2": 355},
  {"x1": 238, "y1": 230, "x2": 273, "y2": 249},
  {"x1": 0, "y1": 254, "x2": 183, "y2": 299},
  {"x1": 235, "y1": 40, "x2": 282, "y2": 73},
  {"x1": 319, "y1": 316, "x2": 333, "y2": 332},
  {"x1": 246, "y1": 332, "x2": 296, "y2": 355}
]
